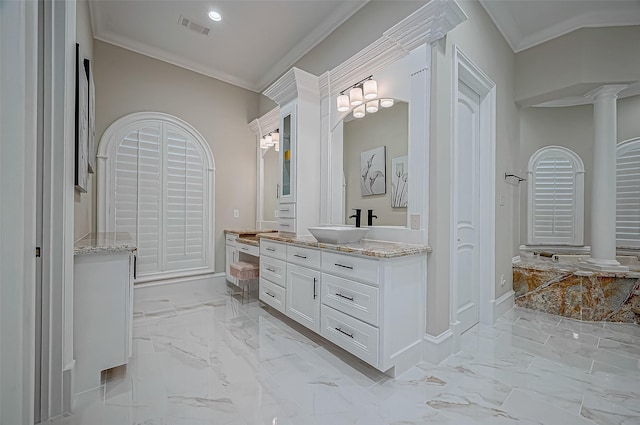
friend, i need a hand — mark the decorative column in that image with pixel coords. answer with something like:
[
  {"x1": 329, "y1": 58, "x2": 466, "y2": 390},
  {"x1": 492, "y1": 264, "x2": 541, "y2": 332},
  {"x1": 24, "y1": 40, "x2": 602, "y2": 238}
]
[{"x1": 583, "y1": 85, "x2": 629, "y2": 272}]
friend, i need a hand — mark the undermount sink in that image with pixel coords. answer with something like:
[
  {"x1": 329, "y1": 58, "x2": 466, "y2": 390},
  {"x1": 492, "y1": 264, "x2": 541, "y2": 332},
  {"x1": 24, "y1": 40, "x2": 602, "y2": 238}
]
[{"x1": 307, "y1": 226, "x2": 370, "y2": 244}]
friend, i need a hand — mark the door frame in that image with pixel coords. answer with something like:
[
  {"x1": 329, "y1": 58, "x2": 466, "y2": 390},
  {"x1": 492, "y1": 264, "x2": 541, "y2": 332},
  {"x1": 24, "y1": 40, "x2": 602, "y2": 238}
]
[{"x1": 450, "y1": 46, "x2": 496, "y2": 346}]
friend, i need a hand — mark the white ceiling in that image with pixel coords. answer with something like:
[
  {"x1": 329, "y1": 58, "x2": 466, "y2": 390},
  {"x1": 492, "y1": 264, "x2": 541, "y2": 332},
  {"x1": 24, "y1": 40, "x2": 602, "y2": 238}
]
[
  {"x1": 89, "y1": 0, "x2": 368, "y2": 92},
  {"x1": 90, "y1": 1, "x2": 640, "y2": 94},
  {"x1": 479, "y1": 0, "x2": 640, "y2": 52}
]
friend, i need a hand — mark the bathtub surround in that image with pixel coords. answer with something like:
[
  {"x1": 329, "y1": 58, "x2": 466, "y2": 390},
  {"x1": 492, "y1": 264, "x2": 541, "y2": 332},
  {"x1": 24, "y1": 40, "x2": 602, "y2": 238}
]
[
  {"x1": 583, "y1": 85, "x2": 630, "y2": 272},
  {"x1": 513, "y1": 259, "x2": 640, "y2": 324}
]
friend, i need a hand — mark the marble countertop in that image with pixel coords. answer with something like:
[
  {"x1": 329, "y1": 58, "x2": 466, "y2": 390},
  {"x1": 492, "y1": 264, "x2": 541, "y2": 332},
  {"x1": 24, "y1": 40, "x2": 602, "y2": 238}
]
[
  {"x1": 236, "y1": 236, "x2": 260, "y2": 247},
  {"x1": 257, "y1": 232, "x2": 431, "y2": 259},
  {"x1": 74, "y1": 232, "x2": 137, "y2": 256},
  {"x1": 225, "y1": 229, "x2": 277, "y2": 237}
]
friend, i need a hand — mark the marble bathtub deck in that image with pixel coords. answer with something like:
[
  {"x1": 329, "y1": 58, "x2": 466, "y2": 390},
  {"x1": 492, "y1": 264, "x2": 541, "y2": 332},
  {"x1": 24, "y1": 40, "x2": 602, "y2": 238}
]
[{"x1": 50, "y1": 282, "x2": 640, "y2": 425}]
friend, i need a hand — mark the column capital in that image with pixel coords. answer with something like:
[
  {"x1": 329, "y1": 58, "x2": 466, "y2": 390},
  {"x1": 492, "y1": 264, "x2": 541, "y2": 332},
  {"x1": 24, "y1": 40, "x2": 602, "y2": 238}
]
[{"x1": 586, "y1": 84, "x2": 629, "y2": 101}]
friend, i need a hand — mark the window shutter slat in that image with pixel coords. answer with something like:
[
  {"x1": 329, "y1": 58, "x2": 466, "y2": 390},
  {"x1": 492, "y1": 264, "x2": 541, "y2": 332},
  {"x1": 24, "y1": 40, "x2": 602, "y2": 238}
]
[{"x1": 617, "y1": 141, "x2": 640, "y2": 248}]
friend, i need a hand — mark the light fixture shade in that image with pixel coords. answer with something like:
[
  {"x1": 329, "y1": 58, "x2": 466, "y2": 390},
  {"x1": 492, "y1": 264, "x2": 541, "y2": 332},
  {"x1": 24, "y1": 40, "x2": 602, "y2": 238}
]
[
  {"x1": 274, "y1": 142, "x2": 279, "y2": 152},
  {"x1": 353, "y1": 104, "x2": 366, "y2": 118},
  {"x1": 363, "y1": 79, "x2": 378, "y2": 100},
  {"x1": 265, "y1": 135, "x2": 274, "y2": 146},
  {"x1": 337, "y1": 94, "x2": 350, "y2": 112},
  {"x1": 349, "y1": 87, "x2": 363, "y2": 106},
  {"x1": 366, "y1": 99, "x2": 379, "y2": 113},
  {"x1": 271, "y1": 132, "x2": 279, "y2": 143},
  {"x1": 260, "y1": 138, "x2": 269, "y2": 149},
  {"x1": 380, "y1": 98, "x2": 394, "y2": 108}
]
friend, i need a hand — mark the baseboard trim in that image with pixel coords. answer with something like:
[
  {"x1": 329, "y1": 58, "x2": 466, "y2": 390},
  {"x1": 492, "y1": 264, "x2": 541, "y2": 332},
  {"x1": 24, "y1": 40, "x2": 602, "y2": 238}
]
[
  {"x1": 491, "y1": 290, "x2": 515, "y2": 322},
  {"x1": 422, "y1": 329, "x2": 454, "y2": 365},
  {"x1": 134, "y1": 273, "x2": 227, "y2": 301}
]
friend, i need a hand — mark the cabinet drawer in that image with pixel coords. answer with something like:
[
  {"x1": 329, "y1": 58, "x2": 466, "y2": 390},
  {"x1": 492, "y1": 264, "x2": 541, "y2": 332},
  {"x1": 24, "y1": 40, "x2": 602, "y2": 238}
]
[
  {"x1": 278, "y1": 218, "x2": 296, "y2": 233},
  {"x1": 225, "y1": 234, "x2": 238, "y2": 245},
  {"x1": 260, "y1": 256, "x2": 286, "y2": 288},
  {"x1": 278, "y1": 203, "x2": 296, "y2": 219},
  {"x1": 260, "y1": 240, "x2": 286, "y2": 260},
  {"x1": 322, "y1": 273, "x2": 379, "y2": 326},
  {"x1": 260, "y1": 278, "x2": 285, "y2": 314},
  {"x1": 320, "y1": 305, "x2": 379, "y2": 367},
  {"x1": 287, "y1": 245, "x2": 321, "y2": 269},
  {"x1": 237, "y1": 243, "x2": 259, "y2": 257},
  {"x1": 322, "y1": 251, "x2": 380, "y2": 285}
]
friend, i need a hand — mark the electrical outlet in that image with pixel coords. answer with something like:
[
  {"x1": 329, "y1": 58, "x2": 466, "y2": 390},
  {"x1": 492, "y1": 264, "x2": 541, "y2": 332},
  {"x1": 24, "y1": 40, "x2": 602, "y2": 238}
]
[
  {"x1": 410, "y1": 214, "x2": 420, "y2": 230},
  {"x1": 500, "y1": 273, "x2": 506, "y2": 286},
  {"x1": 274, "y1": 210, "x2": 279, "y2": 218},
  {"x1": 233, "y1": 209, "x2": 239, "y2": 218}
]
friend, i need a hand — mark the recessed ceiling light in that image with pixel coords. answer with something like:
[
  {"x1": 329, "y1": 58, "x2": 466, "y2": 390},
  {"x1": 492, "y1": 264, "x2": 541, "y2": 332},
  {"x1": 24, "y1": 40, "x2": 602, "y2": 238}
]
[{"x1": 208, "y1": 10, "x2": 222, "y2": 22}]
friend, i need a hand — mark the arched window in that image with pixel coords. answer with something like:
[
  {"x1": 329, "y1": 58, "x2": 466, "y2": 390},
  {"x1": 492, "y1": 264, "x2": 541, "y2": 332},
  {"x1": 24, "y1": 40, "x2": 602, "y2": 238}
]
[
  {"x1": 617, "y1": 137, "x2": 640, "y2": 248},
  {"x1": 527, "y1": 146, "x2": 584, "y2": 246},
  {"x1": 97, "y1": 112, "x2": 215, "y2": 282}
]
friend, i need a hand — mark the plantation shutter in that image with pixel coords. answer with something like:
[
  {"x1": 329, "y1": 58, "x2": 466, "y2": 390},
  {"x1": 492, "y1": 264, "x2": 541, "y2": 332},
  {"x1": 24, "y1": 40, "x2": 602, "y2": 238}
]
[
  {"x1": 617, "y1": 141, "x2": 640, "y2": 248},
  {"x1": 112, "y1": 121, "x2": 209, "y2": 279},
  {"x1": 528, "y1": 147, "x2": 583, "y2": 245},
  {"x1": 164, "y1": 124, "x2": 207, "y2": 271}
]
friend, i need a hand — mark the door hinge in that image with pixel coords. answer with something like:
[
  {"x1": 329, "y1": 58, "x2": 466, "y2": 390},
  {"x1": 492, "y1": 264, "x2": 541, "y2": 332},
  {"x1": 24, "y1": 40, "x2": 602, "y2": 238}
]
[{"x1": 35, "y1": 247, "x2": 41, "y2": 257}]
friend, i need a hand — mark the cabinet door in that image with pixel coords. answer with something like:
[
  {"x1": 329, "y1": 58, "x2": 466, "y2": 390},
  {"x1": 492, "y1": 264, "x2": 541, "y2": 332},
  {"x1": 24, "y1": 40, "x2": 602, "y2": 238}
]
[
  {"x1": 286, "y1": 263, "x2": 320, "y2": 333},
  {"x1": 279, "y1": 102, "x2": 296, "y2": 203},
  {"x1": 225, "y1": 244, "x2": 239, "y2": 286}
]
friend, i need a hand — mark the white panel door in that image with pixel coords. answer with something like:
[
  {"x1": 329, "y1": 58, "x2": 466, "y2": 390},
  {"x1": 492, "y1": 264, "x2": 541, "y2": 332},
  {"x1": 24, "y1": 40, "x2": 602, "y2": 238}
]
[
  {"x1": 455, "y1": 81, "x2": 481, "y2": 334},
  {"x1": 286, "y1": 263, "x2": 321, "y2": 333}
]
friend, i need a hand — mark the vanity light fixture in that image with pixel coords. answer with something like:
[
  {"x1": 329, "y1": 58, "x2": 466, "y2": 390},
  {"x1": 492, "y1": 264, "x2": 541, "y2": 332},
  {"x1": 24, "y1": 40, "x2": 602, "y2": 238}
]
[
  {"x1": 208, "y1": 10, "x2": 222, "y2": 22},
  {"x1": 353, "y1": 104, "x2": 366, "y2": 118},
  {"x1": 366, "y1": 99, "x2": 379, "y2": 113},
  {"x1": 336, "y1": 75, "x2": 377, "y2": 114},
  {"x1": 380, "y1": 98, "x2": 394, "y2": 108}
]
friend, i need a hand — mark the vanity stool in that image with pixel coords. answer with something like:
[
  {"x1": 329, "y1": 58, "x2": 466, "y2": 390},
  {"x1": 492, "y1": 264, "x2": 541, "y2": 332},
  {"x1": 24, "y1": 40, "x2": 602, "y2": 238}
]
[{"x1": 230, "y1": 261, "x2": 259, "y2": 303}]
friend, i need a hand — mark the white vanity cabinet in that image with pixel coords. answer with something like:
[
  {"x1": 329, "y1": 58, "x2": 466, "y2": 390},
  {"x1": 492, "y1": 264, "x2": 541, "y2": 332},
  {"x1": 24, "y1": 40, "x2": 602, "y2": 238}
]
[
  {"x1": 259, "y1": 240, "x2": 287, "y2": 313},
  {"x1": 258, "y1": 236, "x2": 426, "y2": 376},
  {"x1": 285, "y1": 245, "x2": 321, "y2": 332},
  {"x1": 225, "y1": 233, "x2": 239, "y2": 286},
  {"x1": 264, "y1": 67, "x2": 320, "y2": 235}
]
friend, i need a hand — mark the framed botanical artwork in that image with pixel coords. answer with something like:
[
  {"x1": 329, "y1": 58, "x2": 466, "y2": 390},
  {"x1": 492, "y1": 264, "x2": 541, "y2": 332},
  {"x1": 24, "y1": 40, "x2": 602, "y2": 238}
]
[
  {"x1": 360, "y1": 146, "x2": 386, "y2": 196},
  {"x1": 85, "y1": 58, "x2": 96, "y2": 174},
  {"x1": 391, "y1": 156, "x2": 408, "y2": 207},
  {"x1": 74, "y1": 43, "x2": 89, "y2": 192}
]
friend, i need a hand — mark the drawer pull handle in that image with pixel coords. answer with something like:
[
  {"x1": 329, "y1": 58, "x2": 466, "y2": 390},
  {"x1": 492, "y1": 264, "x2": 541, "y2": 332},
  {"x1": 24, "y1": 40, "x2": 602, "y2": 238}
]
[
  {"x1": 279, "y1": 208, "x2": 290, "y2": 212},
  {"x1": 334, "y1": 263, "x2": 353, "y2": 270},
  {"x1": 313, "y1": 277, "x2": 317, "y2": 300},
  {"x1": 335, "y1": 327, "x2": 354, "y2": 338},
  {"x1": 293, "y1": 254, "x2": 307, "y2": 259},
  {"x1": 241, "y1": 247, "x2": 249, "y2": 251},
  {"x1": 336, "y1": 293, "x2": 354, "y2": 301},
  {"x1": 266, "y1": 267, "x2": 276, "y2": 273},
  {"x1": 266, "y1": 247, "x2": 276, "y2": 252},
  {"x1": 280, "y1": 224, "x2": 290, "y2": 228},
  {"x1": 265, "y1": 291, "x2": 276, "y2": 298}
]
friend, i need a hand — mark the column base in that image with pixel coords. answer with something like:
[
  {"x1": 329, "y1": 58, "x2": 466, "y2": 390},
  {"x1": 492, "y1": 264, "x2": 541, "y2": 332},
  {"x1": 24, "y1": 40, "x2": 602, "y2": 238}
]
[{"x1": 579, "y1": 258, "x2": 629, "y2": 272}]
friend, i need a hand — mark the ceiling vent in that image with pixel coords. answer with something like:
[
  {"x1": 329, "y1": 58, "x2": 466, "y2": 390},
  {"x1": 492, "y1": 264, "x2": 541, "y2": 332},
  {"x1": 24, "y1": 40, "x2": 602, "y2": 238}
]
[{"x1": 178, "y1": 15, "x2": 211, "y2": 36}]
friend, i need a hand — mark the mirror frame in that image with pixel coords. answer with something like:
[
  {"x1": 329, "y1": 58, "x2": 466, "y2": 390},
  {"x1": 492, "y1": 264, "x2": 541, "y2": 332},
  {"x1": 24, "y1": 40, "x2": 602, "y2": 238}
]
[
  {"x1": 249, "y1": 107, "x2": 280, "y2": 230},
  {"x1": 318, "y1": 0, "x2": 466, "y2": 244}
]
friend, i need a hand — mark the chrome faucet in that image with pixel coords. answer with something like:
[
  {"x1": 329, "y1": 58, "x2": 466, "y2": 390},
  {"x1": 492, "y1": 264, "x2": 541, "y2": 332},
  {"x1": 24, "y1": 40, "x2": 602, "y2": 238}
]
[
  {"x1": 349, "y1": 209, "x2": 362, "y2": 227},
  {"x1": 367, "y1": 209, "x2": 377, "y2": 226}
]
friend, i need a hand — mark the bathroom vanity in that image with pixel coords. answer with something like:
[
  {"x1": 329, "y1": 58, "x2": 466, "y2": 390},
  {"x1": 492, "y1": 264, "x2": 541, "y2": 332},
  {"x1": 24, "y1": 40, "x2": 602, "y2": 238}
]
[
  {"x1": 258, "y1": 232, "x2": 429, "y2": 376},
  {"x1": 73, "y1": 232, "x2": 136, "y2": 394}
]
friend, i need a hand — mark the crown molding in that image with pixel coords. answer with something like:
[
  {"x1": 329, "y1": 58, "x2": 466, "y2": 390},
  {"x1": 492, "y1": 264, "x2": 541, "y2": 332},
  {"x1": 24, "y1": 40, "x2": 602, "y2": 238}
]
[
  {"x1": 318, "y1": 0, "x2": 467, "y2": 98},
  {"x1": 263, "y1": 67, "x2": 320, "y2": 106},
  {"x1": 249, "y1": 107, "x2": 280, "y2": 136}
]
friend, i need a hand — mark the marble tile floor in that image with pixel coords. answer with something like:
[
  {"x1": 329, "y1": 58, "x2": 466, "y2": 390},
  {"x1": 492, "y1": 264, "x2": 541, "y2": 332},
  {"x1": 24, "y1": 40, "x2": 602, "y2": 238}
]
[{"x1": 49, "y1": 282, "x2": 640, "y2": 425}]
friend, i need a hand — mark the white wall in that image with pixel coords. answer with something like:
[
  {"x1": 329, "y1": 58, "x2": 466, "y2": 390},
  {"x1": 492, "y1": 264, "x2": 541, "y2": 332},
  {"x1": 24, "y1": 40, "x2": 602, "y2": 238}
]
[
  {"x1": 519, "y1": 95, "x2": 640, "y2": 246},
  {"x1": 73, "y1": 0, "x2": 94, "y2": 241},
  {"x1": 428, "y1": 0, "x2": 519, "y2": 335},
  {"x1": 94, "y1": 41, "x2": 260, "y2": 272}
]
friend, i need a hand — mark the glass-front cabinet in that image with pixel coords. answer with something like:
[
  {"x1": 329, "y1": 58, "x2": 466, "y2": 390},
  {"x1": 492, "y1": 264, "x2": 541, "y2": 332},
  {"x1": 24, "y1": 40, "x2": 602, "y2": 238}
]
[{"x1": 280, "y1": 104, "x2": 295, "y2": 201}]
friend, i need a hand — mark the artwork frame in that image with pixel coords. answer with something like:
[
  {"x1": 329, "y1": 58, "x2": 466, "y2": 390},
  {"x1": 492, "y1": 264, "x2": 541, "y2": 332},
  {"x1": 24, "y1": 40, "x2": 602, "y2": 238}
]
[
  {"x1": 360, "y1": 146, "x2": 386, "y2": 196},
  {"x1": 85, "y1": 58, "x2": 96, "y2": 174},
  {"x1": 391, "y1": 156, "x2": 408, "y2": 208},
  {"x1": 74, "y1": 43, "x2": 89, "y2": 192}
]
